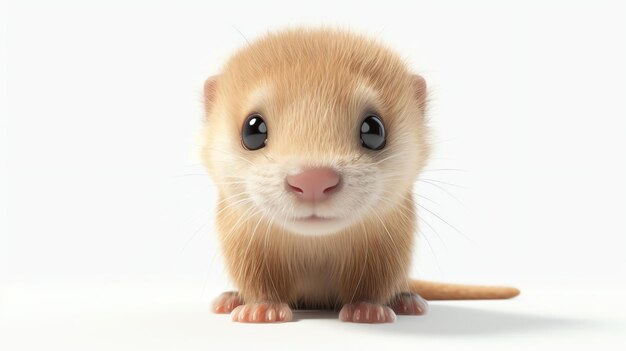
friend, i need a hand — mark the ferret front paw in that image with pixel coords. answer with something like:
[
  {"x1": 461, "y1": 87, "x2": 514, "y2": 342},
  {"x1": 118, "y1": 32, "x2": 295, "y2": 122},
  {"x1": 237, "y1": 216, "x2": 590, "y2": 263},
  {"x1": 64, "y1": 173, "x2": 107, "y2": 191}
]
[
  {"x1": 388, "y1": 292, "x2": 428, "y2": 315},
  {"x1": 339, "y1": 302, "x2": 396, "y2": 323},
  {"x1": 231, "y1": 302, "x2": 293, "y2": 323},
  {"x1": 212, "y1": 291, "x2": 244, "y2": 314}
]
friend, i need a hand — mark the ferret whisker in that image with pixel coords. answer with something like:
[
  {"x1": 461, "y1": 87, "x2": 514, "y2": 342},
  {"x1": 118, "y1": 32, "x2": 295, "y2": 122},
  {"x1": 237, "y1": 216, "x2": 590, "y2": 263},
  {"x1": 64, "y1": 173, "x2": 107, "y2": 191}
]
[
  {"x1": 372, "y1": 152, "x2": 406, "y2": 165},
  {"x1": 372, "y1": 211, "x2": 402, "y2": 265},
  {"x1": 205, "y1": 147, "x2": 256, "y2": 166},
  {"x1": 418, "y1": 179, "x2": 465, "y2": 206},
  {"x1": 416, "y1": 210, "x2": 448, "y2": 249},
  {"x1": 374, "y1": 173, "x2": 409, "y2": 181},
  {"x1": 349, "y1": 220, "x2": 369, "y2": 304},
  {"x1": 218, "y1": 207, "x2": 257, "y2": 243},
  {"x1": 422, "y1": 168, "x2": 468, "y2": 173},
  {"x1": 209, "y1": 181, "x2": 249, "y2": 186},
  {"x1": 419, "y1": 178, "x2": 466, "y2": 189},
  {"x1": 172, "y1": 173, "x2": 208, "y2": 179},
  {"x1": 232, "y1": 25, "x2": 251, "y2": 46},
  {"x1": 215, "y1": 194, "x2": 250, "y2": 212},
  {"x1": 242, "y1": 211, "x2": 266, "y2": 273},
  {"x1": 181, "y1": 219, "x2": 211, "y2": 252},
  {"x1": 260, "y1": 151, "x2": 275, "y2": 162},
  {"x1": 413, "y1": 192, "x2": 438, "y2": 205},
  {"x1": 221, "y1": 206, "x2": 259, "y2": 243},
  {"x1": 214, "y1": 200, "x2": 251, "y2": 220},
  {"x1": 416, "y1": 203, "x2": 474, "y2": 244},
  {"x1": 207, "y1": 176, "x2": 249, "y2": 186},
  {"x1": 417, "y1": 228, "x2": 443, "y2": 275},
  {"x1": 350, "y1": 151, "x2": 366, "y2": 163},
  {"x1": 263, "y1": 213, "x2": 280, "y2": 301},
  {"x1": 376, "y1": 191, "x2": 449, "y2": 249}
]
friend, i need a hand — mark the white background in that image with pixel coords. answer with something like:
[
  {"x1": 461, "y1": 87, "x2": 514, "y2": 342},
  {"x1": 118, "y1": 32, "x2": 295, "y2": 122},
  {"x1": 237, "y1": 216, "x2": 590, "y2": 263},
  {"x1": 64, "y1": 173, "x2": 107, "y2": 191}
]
[{"x1": 1, "y1": 0, "x2": 625, "y2": 350}]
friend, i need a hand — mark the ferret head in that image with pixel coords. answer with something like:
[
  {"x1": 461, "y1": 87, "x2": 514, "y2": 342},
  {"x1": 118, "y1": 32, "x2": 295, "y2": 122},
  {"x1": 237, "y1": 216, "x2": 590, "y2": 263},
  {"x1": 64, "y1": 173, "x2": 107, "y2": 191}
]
[{"x1": 202, "y1": 29, "x2": 429, "y2": 236}]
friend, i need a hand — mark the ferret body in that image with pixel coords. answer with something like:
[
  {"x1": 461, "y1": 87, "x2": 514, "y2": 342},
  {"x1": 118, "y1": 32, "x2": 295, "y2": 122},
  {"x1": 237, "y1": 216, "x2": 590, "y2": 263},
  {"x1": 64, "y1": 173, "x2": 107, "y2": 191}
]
[{"x1": 202, "y1": 29, "x2": 518, "y2": 323}]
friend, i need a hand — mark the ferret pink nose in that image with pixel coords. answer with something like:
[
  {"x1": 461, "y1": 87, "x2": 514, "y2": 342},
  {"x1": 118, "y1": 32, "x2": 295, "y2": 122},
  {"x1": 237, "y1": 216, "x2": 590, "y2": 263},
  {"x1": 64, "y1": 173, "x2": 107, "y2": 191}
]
[{"x1": 286, "y1": 168, "x2": 341, "y2": 201}]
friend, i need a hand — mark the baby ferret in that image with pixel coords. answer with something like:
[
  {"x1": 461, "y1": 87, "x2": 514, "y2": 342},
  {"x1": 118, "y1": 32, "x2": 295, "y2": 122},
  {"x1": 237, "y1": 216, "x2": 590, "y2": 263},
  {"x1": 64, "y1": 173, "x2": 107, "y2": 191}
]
[{"x1": 201, "y1": 28, "x2": 519, "y2": 323}]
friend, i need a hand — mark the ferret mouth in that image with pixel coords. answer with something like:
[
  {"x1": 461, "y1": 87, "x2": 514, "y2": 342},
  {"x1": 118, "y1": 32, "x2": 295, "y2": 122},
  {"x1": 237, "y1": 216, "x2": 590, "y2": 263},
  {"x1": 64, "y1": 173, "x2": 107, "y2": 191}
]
[
  {"x1": 277, "y1": 213, "x2": 352, "y2": 236},
  {"x1": 292, "y1": 215, "x2": 338, "y2": 223}
]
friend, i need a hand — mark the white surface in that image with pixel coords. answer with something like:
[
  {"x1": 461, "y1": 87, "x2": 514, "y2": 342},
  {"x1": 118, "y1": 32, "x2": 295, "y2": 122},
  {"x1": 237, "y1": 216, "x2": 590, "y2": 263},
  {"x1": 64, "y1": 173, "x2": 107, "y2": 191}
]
[
  {"x1": 1, "y1": 283, "x2": 625, "y2": 351},
  {"x1": 2, "y1": 0, "x2": 626, "y2": 349}
]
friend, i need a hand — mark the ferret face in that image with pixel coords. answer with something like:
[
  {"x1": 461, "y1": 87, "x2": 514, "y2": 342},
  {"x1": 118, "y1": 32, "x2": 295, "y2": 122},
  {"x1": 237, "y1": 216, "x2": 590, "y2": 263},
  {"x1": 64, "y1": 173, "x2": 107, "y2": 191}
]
[{"x1": 202, "y1": 30, "x2": 429, "y2": 236}]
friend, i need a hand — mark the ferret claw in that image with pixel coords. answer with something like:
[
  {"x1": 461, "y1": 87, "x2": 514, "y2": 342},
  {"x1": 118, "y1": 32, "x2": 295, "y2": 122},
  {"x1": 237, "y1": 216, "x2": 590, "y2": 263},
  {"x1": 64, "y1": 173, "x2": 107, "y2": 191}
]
[
  {"x1": 388, "y1": 292, "x2": 429, "y2": 315},
  {"x1": 212, "y1": 291, "x2": 244, "y2": 314},
  {"x1": 231, "y1": 302, "x2": 293, "y2": 323},
  {"x1": 339, "y1": 302, "x2": 396, "y2": 323}
]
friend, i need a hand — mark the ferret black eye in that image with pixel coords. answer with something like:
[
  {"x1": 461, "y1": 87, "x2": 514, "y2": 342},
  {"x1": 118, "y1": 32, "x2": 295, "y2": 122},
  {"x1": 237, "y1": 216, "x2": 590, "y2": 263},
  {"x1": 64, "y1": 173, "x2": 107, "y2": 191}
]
[
  {"x1": 360, "y1": 114, "x2": 386, "y2": 150},
  {"x1": 242, "y1": 114, "x2": 267, "y2": 150}
]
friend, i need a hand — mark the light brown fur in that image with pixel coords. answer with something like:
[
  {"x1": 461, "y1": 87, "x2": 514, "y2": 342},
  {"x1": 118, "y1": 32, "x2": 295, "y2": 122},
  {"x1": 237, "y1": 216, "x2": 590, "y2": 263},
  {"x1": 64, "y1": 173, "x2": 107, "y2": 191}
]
[
  {"x1": 202, "y1": 28, "x2": 518, "y2": 323},
  {"x1": 216, "y1": 193, "x2": 416, "y2": 308}
]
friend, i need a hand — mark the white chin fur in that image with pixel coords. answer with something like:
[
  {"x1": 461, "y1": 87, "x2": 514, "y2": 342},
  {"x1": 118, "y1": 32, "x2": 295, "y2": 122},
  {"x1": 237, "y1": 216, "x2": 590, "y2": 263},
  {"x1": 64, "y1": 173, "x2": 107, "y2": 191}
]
[{"x1": 278, "y1": 216, "x2": 353, "y2": 236}]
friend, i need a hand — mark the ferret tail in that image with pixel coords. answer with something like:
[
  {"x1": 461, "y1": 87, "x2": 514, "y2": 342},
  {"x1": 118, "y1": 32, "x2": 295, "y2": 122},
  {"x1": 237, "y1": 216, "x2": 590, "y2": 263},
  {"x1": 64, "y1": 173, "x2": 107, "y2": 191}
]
[{"x1": 409, "y1": 280, "x2": 520, "y2": 300}]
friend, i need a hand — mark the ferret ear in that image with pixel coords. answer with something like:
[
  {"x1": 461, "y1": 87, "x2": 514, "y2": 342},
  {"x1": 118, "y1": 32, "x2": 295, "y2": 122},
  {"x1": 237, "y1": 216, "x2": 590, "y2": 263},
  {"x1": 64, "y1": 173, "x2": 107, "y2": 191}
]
[
  {"x1": 412, "y1": 74, "x2": 427, "y2": 111},
  {"x1": 204, "y1": 75, "x2": 218, "y2": 118}
]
